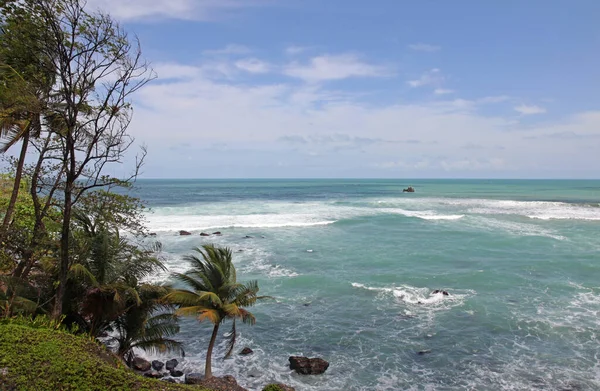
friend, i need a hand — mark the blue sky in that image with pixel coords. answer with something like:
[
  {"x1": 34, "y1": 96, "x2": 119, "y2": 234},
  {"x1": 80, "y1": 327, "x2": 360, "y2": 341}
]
[{"x1": 87, "y1": 0, "x2": 600, "y2": 178}]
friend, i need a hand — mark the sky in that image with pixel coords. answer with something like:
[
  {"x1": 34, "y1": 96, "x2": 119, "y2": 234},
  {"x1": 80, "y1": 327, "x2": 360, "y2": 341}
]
[{"x1": 86, "y1": 0, "x2": 600, "y2": 178}]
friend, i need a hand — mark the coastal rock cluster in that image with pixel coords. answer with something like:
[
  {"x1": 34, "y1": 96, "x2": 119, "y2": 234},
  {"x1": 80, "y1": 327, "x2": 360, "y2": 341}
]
[
  {"x1": 288, "y1": 356, "x2": 329, "y2": 375},
  {"x1": 132, "y1": 357, "x2": 183, "y2": 381}
]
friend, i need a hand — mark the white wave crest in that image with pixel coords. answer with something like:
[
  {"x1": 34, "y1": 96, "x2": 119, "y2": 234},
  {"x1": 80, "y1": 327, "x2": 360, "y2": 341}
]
[{"x1": 351, "y1": 283, "x2": 472, "y2": 308}]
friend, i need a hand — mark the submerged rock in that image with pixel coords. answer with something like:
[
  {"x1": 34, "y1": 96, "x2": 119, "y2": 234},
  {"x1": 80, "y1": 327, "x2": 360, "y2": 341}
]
[
  {"x1": 289, "y1": 356, "x2": 329, "y2": 375},
  {"x1": 200, "y1": 232, "x2": 210, "y2": 236},
  {"x1": 179, "y1": 230, "x2": 192, "y2": 236},
  {"x1": 165, "y1": 358, "x2": 178, "y2": 371},
  {"x1": 432, "y1": 290, "x2": 449, "y2": 296},
  {"x1": 132, "y1": 357, "x2": 151, "y2": 371},
  {"x1": 418, "y1": 349, "x2": 432, "y2": 355},
  {"x1": 151, "y1": 360, "x2": 164, "y2": 371},
  {"x1": 213, "y1": 231, "x2": 222, "y2": 235},
  {"x1": 240, "y1": 347, "x2": 253, "y2": 355}
]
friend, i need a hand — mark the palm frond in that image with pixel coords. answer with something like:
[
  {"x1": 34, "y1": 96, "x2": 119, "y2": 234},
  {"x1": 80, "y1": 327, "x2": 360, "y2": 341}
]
[{"x1": 223, "y1": 319, "x2": 236, "y2": 359}]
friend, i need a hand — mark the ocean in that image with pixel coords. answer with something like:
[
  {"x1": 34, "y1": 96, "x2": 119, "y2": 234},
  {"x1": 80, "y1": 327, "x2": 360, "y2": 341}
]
[{"x1": 131, "y1": 179, "x2": 600, "y2": 391}]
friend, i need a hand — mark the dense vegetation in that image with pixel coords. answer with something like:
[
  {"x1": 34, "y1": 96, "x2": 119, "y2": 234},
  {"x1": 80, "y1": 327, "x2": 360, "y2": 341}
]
[
  {"x1": 0, "y1": 0, "x2": 265, "y2": 388},
  {"x1": 0, "y1": 318, "x2": 208, "y2": 391}
]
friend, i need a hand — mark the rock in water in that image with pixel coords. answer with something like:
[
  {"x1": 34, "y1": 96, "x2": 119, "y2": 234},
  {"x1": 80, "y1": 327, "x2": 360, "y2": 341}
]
[
  {"x1": 185, "y1": 373, "x2": 204, "y2": 384},
  {"x1": 151, "y1": 360, "x2": 164, "y2": 371},
  {"x1": 213, "y1": 231, "x2": 222, "y2": 235},
  {"x1": 144, "y1": 370, "x2": 163, "y2": 378},
  {"x1": 179, "y1": 230, "x2": 192, "y2": 236},
  {"x1": 170, "y1": 370, "x2": 184, "y2": 377},
  {"x1": 402, "y1": 186, "x2": 415, "y2": 193},
  {"x1": 200, "y1": 232, "x2": 210, "y2": 236},
  {"x1": 418, "y1": 349, "x2": 432, "y2": 355},
  {"x1": 288, "y1": 356, "x2": 329, "y2": 375},
  {"x1": 132, "y1": 357, "x2": 151, "y2": 371},
  {"x1": 240, "y1": 347, "x2": 254, "y2": 355},
  {"x1": 165, "y1": 358, "x2": 179, "y2": 371}
]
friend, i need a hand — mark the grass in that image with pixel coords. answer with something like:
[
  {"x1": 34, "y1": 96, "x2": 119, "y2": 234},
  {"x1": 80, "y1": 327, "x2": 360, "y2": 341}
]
[{"x1": 0, "y1": 322, "x2": 211, "y2": 391}]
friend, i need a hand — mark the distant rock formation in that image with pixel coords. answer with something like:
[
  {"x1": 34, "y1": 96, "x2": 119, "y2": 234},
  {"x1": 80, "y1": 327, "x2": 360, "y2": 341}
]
[
  {"x1": 200, "y1": 232, "x2": 210, "y2": 236},
  {"x1": 179, "y1": 230, "x2": 192, "y2": 236},
  {"x1": 402, "y1": 186, "x2": 415, "y2": 193},
  {"x1": 432, "y1": 289, "x2": 449, "y2": 296},
  {"x1": 240, "y1": 347, "x2": 254, "y2": 355}
]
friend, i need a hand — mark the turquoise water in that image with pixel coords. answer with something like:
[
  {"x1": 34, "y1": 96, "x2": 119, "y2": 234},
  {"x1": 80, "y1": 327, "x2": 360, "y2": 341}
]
[{"x1": 132, "y1": 179, "x2": 600, "y2": 390}]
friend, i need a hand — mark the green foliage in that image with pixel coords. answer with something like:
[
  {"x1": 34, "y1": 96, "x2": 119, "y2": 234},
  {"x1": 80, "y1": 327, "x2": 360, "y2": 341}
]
[
  {"x1": 262, "y1": 385, "x2": 285, "y2": 391},
  {"x1": 0, "y1": 322, "x2": 209, "y2": 391}
]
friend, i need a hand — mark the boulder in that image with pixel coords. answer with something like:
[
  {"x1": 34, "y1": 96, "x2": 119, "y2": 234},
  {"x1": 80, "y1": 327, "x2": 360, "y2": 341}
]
[
  {"x1": 132, "y1": 357, "x2": 151, "y2": 371},
  {"x1": 432, "y1": 290, "x2": 449, "y2": 296},
  {"x1": 402, "y1": 186, "x2": 415, "y2": 193},
  {"x1": 200, "y1": 232, "x2": 210, "y2": 236},
  {"x1": 170, "y1": 369, "x2": 184, "y2": 377},
  {"x1": 144, "y1": 370, "x2": 163, "y2": 378},
  {"x1": 148, "y1": 232, "x2": 157, "y2": 236},
  {"x1": 165, "y1": 358, "x2": 179, "y2": 371},
  {"x1": 212, "y1": 231, "x2": 222, "y2": 235},
  {"x1": 179, "y1": 230, "x2": 192, "y2": 236},
  {"x1": 288, "y1": 356, "x2": 329, "y2": 375},
  {"x1": 418, "y1": 349, "x2": 432, "y2": 355},
  {"x1": 262, "y1": 384, "x2": 296, "y2": 391},
  {"x1": 185, "y1": 373, "x2": 204, "y2": 385},
  {"x1": 244, "y1": 235, "x2": 253, "y2": 239},
  {"x1": 240, "y1": 347, "x2": 253, "y2": 355},
  {"x1": 151, "y1": 360, "x2": 164, "y2": 371}
]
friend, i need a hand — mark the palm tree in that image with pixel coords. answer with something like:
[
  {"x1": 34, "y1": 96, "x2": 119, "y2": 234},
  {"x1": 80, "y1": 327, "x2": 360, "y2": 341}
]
[
  {"x1": 166, "y1": 245, "x2": 265, "y2": 379},
  {"x1": 111, "y1": 284, "x2": 184, "y2": 366}
]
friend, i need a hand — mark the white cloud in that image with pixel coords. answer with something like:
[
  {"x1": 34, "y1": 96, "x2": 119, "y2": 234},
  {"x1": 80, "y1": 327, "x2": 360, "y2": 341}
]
[
  {"x1": 407, "y1": 68, "x2": 443, "y2": 88},
  {"x1": 514, "y1": 104, "x2": 547, "y2": 115},
  {"x1": 283, "y1": 54, "x2": 392, "y2": 82},
  {"x1": 408, "y1": 43, "x2": 441, "y2": 52},
  {"x1": 235, "y1": 58, "x2": 271, "y2": 73},
  {"x1": 203, "y1": 44, "x2": 252, "y2": 56},
  {"x1": 126, "y1": 59, "x2": 600, "y2": 177},
  {"x1": 285, "y1": 46, "x2": 311, "y2": 55},
  {"x1": 85, "y1": 0, "x2": 267, "y2": 21},
  {"x1": 479, "y1": 95, "x2": 511, "y2": 104},
  {"x1": 434, "y1": 88, "x2": 454, "y2": 95}
]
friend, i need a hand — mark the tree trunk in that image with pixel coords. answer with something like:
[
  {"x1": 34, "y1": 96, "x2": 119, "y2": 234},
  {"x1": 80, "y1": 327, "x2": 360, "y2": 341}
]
[
  {"x1": 0, "y1": 130, "x2": 30, "y2": 242},
  {"x1": 52, "y1": 181, "x2": 71, "y2": 320},
  {"x1": 205, "y1": 323, "x2": 220, "y2": 379}
]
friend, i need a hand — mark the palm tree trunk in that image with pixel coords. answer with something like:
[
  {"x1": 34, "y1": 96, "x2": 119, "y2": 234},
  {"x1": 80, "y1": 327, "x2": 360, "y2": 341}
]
[
  {"x1": 205, "y1": 323, "x2": 220, "y2": 379},
  {"x1": 0, "y1": 130, "x2": 30, "y2": 241}
]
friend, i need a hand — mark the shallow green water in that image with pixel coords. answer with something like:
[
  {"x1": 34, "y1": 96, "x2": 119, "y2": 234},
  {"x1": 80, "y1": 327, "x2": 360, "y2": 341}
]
[{"x1": 133, "y1": 179, "x2": 600, "y2": 390}]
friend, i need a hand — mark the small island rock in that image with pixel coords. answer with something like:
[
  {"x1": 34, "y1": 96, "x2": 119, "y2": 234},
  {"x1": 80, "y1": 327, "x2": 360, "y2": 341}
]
[
  {"x1": 402, "y1": 186, "x2": 415, "y2": 193},
  {"x1": 213, "y1": 231, "x2": 222, "y2": 235},
  {"x1": 179, "y1": 230, "x2": 192, "y2": 236},
  {"x1": 132, "y1": 357, "x2": 151, "y2": 371},
  {"x1": 240, "y1": 347, "x2": 254, "y2": 355},
  {"x1": 289, "y1": 356, "x2": 329, "y2": 375},
  {"x1": 432, "y1": 290, "x2": 449, "y2": 296},
  {"x1": 165, "y1": 358, "x2": 179, "y2": 371}
]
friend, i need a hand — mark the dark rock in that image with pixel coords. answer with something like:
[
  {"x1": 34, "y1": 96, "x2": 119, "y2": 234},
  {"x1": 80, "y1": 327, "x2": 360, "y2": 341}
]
[
  {"x1": 237, "y1": 249, "x2": 244, "y2": 252},
  {"x1": 262, "y1": 384, "x2": 295, "y2": 391},
  {"x1": 170, "y1": 369, "x2": 184, "y2": 377},
  {"x1": 149, "y1": 232, "x2": 157, "y2": 236},
  {"x1": 402, "y1": 186, "x2": 415, "y2": 193},
  {"x1": 162, "y1": 378, "x2": 177, "y2": 383},
  {"x1": 289, "y1": 356, "x2": 329, "y2": 375},
  {"x1": 244, "y1": 235, "x2": 253, "y2": 239},
  {"x1": 432, "y1": 290, "x2": 449, "y2": 296},
  {"x1": 240, "y1": 347, "x2": 253, "y2": 355},
  {"x1": 200, "y1": 232, "x2": 210, "y2": 236},
  {"x1": 151, "y1": 360, "x2": 164, "y2": 371},
  {"x1": 132, "y1": 357, "x2": 151, "y2": 371},
  {"x1": 303, "y1": 303, "x2": 311, "y2": 307},
  {"x1": 212, "y1": 231, "x2": 222, "y2": 235},
  {"x1": 185, "y1": 373, "x2": 204, "y2": 385},
  {"x1": 165, "y1": 358, "x2": 178, "y2": 371},
  {"x1": 418, "y1": 349, "x2": 432, "y2": 355},
  {"x1": 179, "y1": 230, "x2": 192, "y2": 236},
  {"x1": 144, "y1": 370, "x2": 163, "y2": 378}
]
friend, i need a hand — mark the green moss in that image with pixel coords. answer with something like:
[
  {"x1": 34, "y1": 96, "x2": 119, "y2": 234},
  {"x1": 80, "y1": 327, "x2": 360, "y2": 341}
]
[
  {"x1": 0, "y1": 323, "x2": 211, "y2": 391},
  {"x1": 262, "y1": 385, "x2": 285, "y2": 391}
]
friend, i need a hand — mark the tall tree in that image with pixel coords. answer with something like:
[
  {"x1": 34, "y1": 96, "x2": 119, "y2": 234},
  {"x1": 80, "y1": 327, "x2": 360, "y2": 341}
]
[
  {"x1": 13, "y1": 0, "x2": 156, "y2": 319},
  {"x1": 166, "y1": 245, "x2": 266, "y2": 379},
  {"x1": 0, "y1": 1, "x2": 55, "y2": 241}
]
